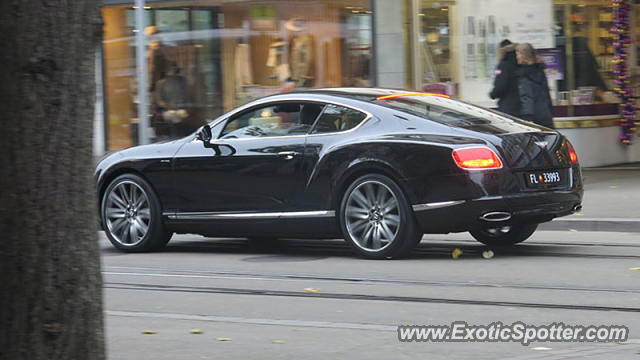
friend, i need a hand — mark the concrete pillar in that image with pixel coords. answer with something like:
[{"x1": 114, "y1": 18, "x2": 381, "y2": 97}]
[{"x1": 373, "y1": 0, "x2": 407, "y2": 88}]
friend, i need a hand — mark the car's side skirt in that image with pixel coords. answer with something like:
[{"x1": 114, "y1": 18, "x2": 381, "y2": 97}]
[
  {"x1": 164, "y1": 210, "x2": 336, "y2": 220},
  {"x1": 411, "y1": 200, "x2": 465, "y2": 212}
]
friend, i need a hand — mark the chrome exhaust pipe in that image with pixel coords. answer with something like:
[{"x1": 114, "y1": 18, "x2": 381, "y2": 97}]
[
  {"x1": 572, "y1": 204, "x2": 582, "y2": 213},
  {"x1": 480, "y1": 211, "x2": 512, "y2": 222}
]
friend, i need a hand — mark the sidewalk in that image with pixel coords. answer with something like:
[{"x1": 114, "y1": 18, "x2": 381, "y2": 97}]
[{"x1": 540, "y1": 163, "x2": 640, "y2": 232}]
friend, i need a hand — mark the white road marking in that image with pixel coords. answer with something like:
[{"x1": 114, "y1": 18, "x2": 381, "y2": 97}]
[
  {"x1": 556, "y1": 218, "x2": 640, "y2": 222},
  {"x1": 106, "y1": 310, "x2": 397, "y2": 332}
]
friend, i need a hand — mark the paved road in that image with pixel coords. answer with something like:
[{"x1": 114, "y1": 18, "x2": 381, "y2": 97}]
[
  {"x1": 541, "y1": 168, "x2": 640, "y2": 232},
  {"x1": 102, "y1": 230, "x2": 640, "y2": 359}
]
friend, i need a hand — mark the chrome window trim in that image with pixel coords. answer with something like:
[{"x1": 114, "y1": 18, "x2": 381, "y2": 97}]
[
  {"x1": 164, "y1": 210, "x2": 336, "y2": 220},
  {"x1": 193, "y1": 96, "x2": 374, "y2": 143},
  {"x1": 412, "y1": 200, "x2": 465, "y2": 212}
]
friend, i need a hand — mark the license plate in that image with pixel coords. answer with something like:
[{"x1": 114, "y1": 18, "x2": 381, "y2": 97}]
[{"x1": 525, "y1": 170, "x2": 562, "y2": 188}]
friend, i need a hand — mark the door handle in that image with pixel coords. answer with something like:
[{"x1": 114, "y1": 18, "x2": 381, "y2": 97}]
[{"x1": 277, "y1": 151, "x2": 299, "y2": 160}]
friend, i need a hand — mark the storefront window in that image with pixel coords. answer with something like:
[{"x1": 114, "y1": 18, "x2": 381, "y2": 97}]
[
  {"x1": 102, "y1": 0, "x2": 373, "y2": 151},
  {"x1": 103, "y1": 4, "x2": 138, "y2": 150},
  {"x1": 418, "y1": 0, "x2": 454, "y2": 92},
  {"x1": 633, "y1": 2, "x2": 640, "y2": 97},
  {"x1": 415, "y1": 0, "x2": 618, "y2": 108},
  {"x1": 143, "y1": 5, "x2": 222, "y2": 141},
  {"x1": 219, "y1": 1, "x2": 372, "y2": 109},
  {"x1": 553, "y1": 1, "x2": 616, "y2": 105}
]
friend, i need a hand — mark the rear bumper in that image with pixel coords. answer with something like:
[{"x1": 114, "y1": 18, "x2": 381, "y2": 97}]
[{"x1": 413, "y1": 188, "x2": 583, "y2": 233}]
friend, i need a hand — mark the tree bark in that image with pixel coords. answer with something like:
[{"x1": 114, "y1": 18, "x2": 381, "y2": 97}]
[{"x1": 0, "y1": 1, "x2": 105, "y2": 359}]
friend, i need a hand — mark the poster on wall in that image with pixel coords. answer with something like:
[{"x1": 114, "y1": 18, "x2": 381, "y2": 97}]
[
  {"x1": 457, "y1": 0, "x2": 553, "y2": 105},
  {"x1": 537, "y1": 48, "x2": 564, "y2": 81}
]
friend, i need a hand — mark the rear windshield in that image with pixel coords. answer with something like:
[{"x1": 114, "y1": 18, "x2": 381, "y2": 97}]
[{"x1": 375, "y1": 95, "x2": 543, "y2": 134}]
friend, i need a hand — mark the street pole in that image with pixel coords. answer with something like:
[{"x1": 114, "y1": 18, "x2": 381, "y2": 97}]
[{"x1": 135, "y1": 0, "x2": 148, "y2": 145}]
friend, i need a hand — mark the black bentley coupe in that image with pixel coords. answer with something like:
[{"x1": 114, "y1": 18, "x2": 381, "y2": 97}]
[{"x1": 95, "y1": 88, "x2": 583, "y2": 259}]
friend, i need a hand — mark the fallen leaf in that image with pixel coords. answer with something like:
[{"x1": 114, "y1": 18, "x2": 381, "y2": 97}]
[
  {"x1": 304, "y1": 288, "x2": 320, "y2": 293},
  {"x1": 482, "y1": 250, "x2": 494, "y2": 259},
  {"x1": 190, "y1": 329, "x2": 203, "y2": 334},
  {"x1": 452, "y1": 248, "x2": 463, "y2": 259},
  {"x1": 573, "y1": 213, "x2": 584, "y2": 216},
  {"x1": 272, "y1": 339, "x2": 285, "y2": 344},
  {"x1": 216, "y1": 337, "x2": 232, "y2": 341},
  {"x1": 629, "y1": 267, "x2": 640, "y2": 271},
  {"x1": 141, "y1": 330, "x2": 158, "y2": 335}
]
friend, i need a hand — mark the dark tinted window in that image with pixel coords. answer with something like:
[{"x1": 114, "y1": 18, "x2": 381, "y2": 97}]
[
  {"x1": 311, "y1": 104, "x2": 367, "y2": 134},
  {"x1": 377, "y1": 95, "x2": 542, "y2": 134},
  {"x1": 221, "y1": 102, "x2": 324, "y2": 138}
]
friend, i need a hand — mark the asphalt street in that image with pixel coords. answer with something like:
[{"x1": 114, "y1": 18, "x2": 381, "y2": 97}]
[
  {"x1": 101, "y1": 228, "x2": 640, "y2": 359},
  {"x1": 541, "y1": 167, "x2": 640, "y2": 232}
]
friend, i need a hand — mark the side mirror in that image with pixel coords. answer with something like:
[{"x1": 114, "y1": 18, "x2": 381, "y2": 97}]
[{"x1": 197, "y1": 125, "x2": 212, "y2": 143}]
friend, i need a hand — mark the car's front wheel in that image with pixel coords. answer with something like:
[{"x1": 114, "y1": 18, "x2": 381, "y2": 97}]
[
  {"x1": 101, "y1": 174, "x2": 172, "y2": 252},
  {"x1": 339, "y1": 174, "x2": 421, "y2": 259},
  {"x1": 469, "y1": 223, "x2": 538, "y2": 247}
]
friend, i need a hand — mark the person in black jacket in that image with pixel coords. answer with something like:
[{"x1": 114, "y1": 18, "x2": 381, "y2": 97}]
[
  {"x1": 515, "y1": 43, "x2": 555, "y2": 129},
  {"x1": 489, "y1": 40, "x2": 520, "y2": 116}
]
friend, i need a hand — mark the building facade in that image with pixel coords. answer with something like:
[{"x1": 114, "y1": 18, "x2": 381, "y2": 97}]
[{"x1": 96, "y1": 0, "x2": 640, "y2": 166}]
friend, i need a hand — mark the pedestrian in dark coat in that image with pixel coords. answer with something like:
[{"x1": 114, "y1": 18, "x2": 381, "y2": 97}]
[
  {"x1": 489, "y1": 40, "x2": 520, "y2": 117},
  {"x1": 515, "y1": 43, "x2": 555, "y2": 129}
]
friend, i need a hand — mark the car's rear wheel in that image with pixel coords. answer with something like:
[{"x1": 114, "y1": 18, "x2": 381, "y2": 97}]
[
  {"x1": 101, "y1": 174, "x2": 172, "y2": 252},
  {"x1": 339, "y1": 174, "x2": 421, "y2": 259},
  {"x1": 469, "y1": 223, "x2": 538, "y2": 247}
]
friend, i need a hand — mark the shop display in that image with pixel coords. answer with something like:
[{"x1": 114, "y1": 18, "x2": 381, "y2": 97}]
[
  {"x1": 611, "y1": 0, "x2": 638, "y2": 144},
  {"x1": 102, "y1": 1, "x2": 372, "y2": 151},
  {"x1": 287, "y1": 17, "x2": 316, "y2": 87}
]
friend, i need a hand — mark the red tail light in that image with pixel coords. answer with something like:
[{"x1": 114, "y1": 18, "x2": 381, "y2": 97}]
[
  {"x1": 452, "y1": 147, "x2": 503, "y2": 170},
  {"x1": 567, "y1": 142, "x2": 578, "y2": 163}
]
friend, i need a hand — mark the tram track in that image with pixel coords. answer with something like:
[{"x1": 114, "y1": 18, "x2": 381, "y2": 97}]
[
  {"x1": 104, "y1": 280, "x2": 640, "y2": 313},
  {"x1": 102, "y1": 236, "x2": 640, "y2": 314},
  {"x1": 103, "y1": 265, "x2": 640, "y2": 295},
  {"x1": 145, "y1": 238, "x2": 640, "y2": 260}
]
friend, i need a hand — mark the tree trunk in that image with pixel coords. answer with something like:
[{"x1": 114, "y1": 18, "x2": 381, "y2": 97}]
[{"x1": 0, "y1": 1, "x2": 105, "y2": 359}]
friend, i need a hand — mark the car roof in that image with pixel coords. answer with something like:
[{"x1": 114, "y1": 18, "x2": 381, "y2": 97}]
[
  {"x1": 291, "y1": 88, "x2": 423, "y2": 101},
  {"x1": 251, "y1": 87, "x2": 460, "y2": 117}
]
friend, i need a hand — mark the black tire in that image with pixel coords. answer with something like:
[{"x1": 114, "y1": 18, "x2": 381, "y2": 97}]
[
  {"x1": 469, "y1": 223, "x2": 538, "y2": 247},
  {"x1": 339, "y1": 174, "x2": 422, "y2": 259},
  {"x1": 101, "y1": 173, "x2": 172, "y2": 252}
]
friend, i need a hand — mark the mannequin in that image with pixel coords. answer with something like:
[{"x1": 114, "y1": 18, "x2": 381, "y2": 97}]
[
  {"x1": 285, "y1": 17, "x2": 315, "y2": 87},
  {"x1": 266, "y1": 38, "x2": 295, "y2": 92},
  {"x1": 153, "y1": 62, "x2": 190, "y2": 136},
  {"x1": 145, "y1": 26, "x2": 167, "y2": 93}
]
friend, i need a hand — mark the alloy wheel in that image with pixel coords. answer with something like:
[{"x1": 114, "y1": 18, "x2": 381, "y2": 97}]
[
  {"x1": 345, "y1": 180, "x2": 400, "y2": 252},
  {"x1": 104, "y1": 180, "x2": 151, "y2": 246}
]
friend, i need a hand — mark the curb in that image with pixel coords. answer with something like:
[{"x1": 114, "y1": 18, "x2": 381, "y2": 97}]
[{"x1": 540, "y1": 218, "x2": 640, "y2": 233}]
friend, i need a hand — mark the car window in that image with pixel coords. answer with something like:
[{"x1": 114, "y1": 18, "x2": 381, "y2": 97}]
[
  {"x1": 220, "y1": 102, "x2": 324, "y2": 139},
  {"x1": 376, "y1": 95, "x2": 540, "y2": 134},
  {"x1": 310, "y1": 104, "x2": 367, "y2": 134}
]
